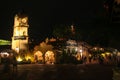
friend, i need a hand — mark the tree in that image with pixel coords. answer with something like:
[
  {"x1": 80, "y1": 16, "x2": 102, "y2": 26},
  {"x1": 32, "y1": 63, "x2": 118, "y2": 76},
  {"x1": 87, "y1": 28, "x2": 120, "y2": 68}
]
[
  {"x1": 52, "y1": 24, "x2": 82, "y2": 40},
  {"x1": 52, "y1": 24, "x2": 71, "y2": 39}
]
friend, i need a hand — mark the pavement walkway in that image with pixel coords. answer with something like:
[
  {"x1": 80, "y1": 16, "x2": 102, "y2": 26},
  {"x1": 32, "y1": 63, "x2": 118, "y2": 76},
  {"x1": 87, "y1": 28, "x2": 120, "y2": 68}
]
[{"x1": 0, "y1": 64, "x2": 114, "y2": 80}]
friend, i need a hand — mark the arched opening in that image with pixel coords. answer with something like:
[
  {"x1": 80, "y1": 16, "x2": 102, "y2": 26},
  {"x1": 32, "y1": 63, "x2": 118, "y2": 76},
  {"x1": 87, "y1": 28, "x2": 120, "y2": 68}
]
[
  {"x1": 34, "y1": 51, "x2": 43, "y2": 63},
  {"x1": 45, "y1": 51, "x2": 55, "y2": 64}
]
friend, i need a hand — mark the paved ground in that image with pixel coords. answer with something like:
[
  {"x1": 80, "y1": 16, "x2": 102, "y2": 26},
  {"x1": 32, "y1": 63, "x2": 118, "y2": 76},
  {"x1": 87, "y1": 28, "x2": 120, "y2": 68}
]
[{"x1": 0, "y1": 63, "x2": 115, "y2": 80}]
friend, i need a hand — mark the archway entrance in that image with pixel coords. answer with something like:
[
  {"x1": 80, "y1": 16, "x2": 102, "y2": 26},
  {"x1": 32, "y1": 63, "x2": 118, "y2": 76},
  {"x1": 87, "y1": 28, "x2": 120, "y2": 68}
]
[
  {"x1": 45, "y1": 51, "x2": 55, "y2": 64},
  {"x1": 34, "y1": 51, "x2": 43, "y2": 63}
]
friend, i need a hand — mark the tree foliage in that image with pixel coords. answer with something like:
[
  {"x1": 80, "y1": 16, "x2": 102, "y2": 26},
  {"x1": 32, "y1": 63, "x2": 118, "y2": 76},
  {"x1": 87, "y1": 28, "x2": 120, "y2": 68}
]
[
  {"x1": 52, "y1": 24, "x2": 82, "y2": 40},
  {"x1": 52, "y1": 24, "x2": 71, "y2": 38}
]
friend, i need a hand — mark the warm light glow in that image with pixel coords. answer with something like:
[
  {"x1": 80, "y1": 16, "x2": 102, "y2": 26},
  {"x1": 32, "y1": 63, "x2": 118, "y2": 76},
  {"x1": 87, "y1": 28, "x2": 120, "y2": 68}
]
[
  {"x1": 22, "y1": 18, "x2": 27, "y2": 23},
  {"x1": 26, "y1": 56, "x2": 31, "y2": 60},
  {"x1": 93, "y1": 47, "x2": 97, "y2": 50},
  {"x1": 101, "y1": 53, "x2": 105, "y2": 57},
  {"x1": 0, "y1": 52, "x2": 9, "y2": 57},
  {"x1": 117, "y1": 52, "x2": 120, "y2": 56},
  {"x1": 76, "y1": 53, "x2": 81, "y2": 60},
  {"x1": 75, "y1": 48, "x2": 77, "y2": 52},
  {"x1": 80, "y1": 50, "x2": 82, "y2": 53},
  {"x1": 49, "y1": 38, "x2": 56, "y2": 42},
  {"x1": 106, "y1": 52, "x2": 110, "y2": 55},
  {"x1": 45, "y1": 51, "x2": 55, "y2": 64},
  {"x1": 34, "y1": 51, "x2": 43, "y2": 62},
  {"x1": 15, "y1": 47, "x2": 19, "y2": 53},
  {"x1": 16, "y1": 30, "x2": 19, "y2": 36},
  {"x1": 17, "y1": 56, "x2": 22, "y2": 62},
  {"x1": 79, "y1": 49, "x2": 82, "y2": 58},
  {"x1": 89, "y1": 54, "x2": 92, "y2": 57},
  {"x1": 12, "y1": 14, "x2": 29, "y2": 54}
]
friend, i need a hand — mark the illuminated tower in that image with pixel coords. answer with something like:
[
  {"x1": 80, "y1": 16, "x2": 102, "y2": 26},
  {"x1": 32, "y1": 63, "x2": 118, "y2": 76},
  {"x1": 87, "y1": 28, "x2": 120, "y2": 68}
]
[{"x1": 11, "y1": 14, "x2": 29, "y2": 54}]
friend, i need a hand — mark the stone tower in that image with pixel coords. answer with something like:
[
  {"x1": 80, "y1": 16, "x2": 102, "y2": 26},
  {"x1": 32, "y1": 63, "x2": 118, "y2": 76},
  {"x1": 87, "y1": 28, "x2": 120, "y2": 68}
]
[{"x1": 11, "y1": 13, "x2": 29, "y2": 54}]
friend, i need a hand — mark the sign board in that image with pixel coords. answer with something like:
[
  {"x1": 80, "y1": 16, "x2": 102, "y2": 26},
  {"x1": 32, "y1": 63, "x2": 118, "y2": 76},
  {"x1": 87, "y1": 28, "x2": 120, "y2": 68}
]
[{"x1": 14, "y1": 36, "x2": 26, "y2": 40}]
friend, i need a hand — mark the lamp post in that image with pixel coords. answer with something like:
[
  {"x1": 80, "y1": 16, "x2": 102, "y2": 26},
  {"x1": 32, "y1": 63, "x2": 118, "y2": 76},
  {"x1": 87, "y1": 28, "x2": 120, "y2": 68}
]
[{"x1": 80, "y1": 49, "x2": 82, "y2": 59}]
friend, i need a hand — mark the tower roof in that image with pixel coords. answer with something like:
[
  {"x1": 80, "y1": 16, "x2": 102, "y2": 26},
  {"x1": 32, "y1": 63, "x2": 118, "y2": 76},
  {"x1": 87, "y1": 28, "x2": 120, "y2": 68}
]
[{"x1": 16, "y1": 13, "x2": 28, "y2": 18}]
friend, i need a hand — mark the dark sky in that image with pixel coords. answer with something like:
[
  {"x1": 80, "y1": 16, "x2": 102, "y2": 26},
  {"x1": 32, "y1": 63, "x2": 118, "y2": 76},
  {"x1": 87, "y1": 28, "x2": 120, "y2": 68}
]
[{"x1": 0, "y1": 0, "x2": 120, "y2": 49}]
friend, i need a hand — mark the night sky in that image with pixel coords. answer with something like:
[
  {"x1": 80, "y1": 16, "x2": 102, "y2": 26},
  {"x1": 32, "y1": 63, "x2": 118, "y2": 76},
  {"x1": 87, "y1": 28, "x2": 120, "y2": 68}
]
[{"x1": 0, "y1": 0, "x2": 120, "y2": 49}]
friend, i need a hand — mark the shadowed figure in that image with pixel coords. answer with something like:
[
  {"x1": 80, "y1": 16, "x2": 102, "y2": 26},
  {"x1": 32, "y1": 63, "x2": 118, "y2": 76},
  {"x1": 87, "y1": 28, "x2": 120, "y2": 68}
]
[
  {"x1": 0, "y1": 54, "x2": 12, "y2": 80},
  {"x1": 2, "y1": 54, "x2": 11, "y2": 73},
  {"x1": 12, "y1": 55, "x2": 17, "y2": 73}
]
